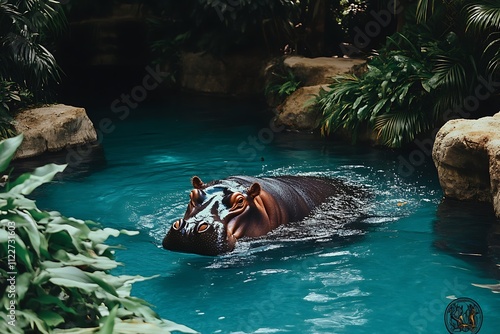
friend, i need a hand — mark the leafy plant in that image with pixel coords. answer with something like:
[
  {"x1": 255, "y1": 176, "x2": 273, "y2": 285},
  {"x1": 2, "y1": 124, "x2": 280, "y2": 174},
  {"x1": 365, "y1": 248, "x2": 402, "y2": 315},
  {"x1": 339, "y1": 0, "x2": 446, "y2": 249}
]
[
  {"x1": 0, "y1": 0, "x2": 65, "y2": 108},
  {"x1": 316, "y1": 32, "x2": 436, "y2": 147},
  {"x1": 317, "y1": 0, "x2": 500, "y2": 148},
  {"x1": 0, "y1": 135, "x2": 196, "y2": 334},
  {"x1": 465, "y1": 1, "x2": 500, "y2": 74},
  {"x1": 265, "y1": 60, "x2": 302, "y2": 104}
]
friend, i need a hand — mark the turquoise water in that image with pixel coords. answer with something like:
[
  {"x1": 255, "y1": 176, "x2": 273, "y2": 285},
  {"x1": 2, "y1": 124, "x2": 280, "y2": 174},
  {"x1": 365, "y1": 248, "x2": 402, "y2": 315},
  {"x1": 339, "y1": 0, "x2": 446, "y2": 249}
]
[{"x1": 32, "y1": 98, "x2": 499, "y2": 333}]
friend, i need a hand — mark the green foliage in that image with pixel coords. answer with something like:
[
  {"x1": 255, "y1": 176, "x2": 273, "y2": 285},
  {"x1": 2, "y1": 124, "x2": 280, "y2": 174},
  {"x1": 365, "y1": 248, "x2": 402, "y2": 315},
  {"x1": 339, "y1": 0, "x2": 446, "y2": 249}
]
[
  {"x1": 0, "y1": 0, "x2": 65, "y2": 106},
  {"x1": 316, "y1": 37, "x2": 435, "y2": 147},
  {"x1": 148, "y1": 0, "x2": 303, "y2": 59},
  {"x1": 317, "y1": 1, "x2": 500, "y2": 148},
  {"x1": 265, "y1": 60, "x2": 302, "y2": 104},
  {"x1": 0, "y1": 135, "x2": 197, "y2": 334},
  {"x1": 465, "y1": 1, "x2": 500, "y2": 73},
  {"x1": 0, "y1": 82, "x2": 20, "y2": 140}
]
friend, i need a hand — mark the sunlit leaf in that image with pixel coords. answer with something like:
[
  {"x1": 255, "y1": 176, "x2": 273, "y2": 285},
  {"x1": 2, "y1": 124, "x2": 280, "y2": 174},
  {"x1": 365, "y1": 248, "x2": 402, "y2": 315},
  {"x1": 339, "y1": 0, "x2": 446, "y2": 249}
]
[
  {"x1": 9, "y1": 164, "x2": 66, "y2": 195},
  {"x1": 0, "y1": 134, "x2": 23, "y2": 173},
  {"x1": 98, "y1": 305, "x2": 118, "y2": 334}
]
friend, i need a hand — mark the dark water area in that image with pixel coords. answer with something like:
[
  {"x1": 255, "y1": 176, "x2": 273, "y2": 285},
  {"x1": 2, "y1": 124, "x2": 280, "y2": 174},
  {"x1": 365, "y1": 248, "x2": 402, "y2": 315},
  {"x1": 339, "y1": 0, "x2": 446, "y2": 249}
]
[{"x1": 20, "y1": 97, "x2": 499, "y2": 333}]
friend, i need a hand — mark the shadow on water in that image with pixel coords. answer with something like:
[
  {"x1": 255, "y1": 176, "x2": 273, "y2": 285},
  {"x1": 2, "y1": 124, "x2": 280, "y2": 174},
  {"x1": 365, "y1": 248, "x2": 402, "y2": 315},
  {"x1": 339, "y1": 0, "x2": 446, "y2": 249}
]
[
  {"x1": 434, "y1": 198, "x2": 500, "y2": 281},
  {"x1": 10, "y1": 144, "x2": 107, "y2": 181}
]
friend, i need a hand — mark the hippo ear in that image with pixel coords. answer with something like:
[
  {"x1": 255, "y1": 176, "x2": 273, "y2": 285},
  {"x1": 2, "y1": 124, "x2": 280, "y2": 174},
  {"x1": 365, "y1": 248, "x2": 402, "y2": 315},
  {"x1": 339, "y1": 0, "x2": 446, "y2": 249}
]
[
  {"x1": 247, "y1": 182, "x2": 261, "y2": 198},
  {"x1": 192, "y1": 176, "x2": 204, "y2": 189}
]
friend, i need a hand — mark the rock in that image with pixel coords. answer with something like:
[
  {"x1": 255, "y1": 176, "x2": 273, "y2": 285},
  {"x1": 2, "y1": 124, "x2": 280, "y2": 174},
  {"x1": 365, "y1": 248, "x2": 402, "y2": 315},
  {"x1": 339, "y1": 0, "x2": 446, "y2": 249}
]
[
  {"x1": 432, "y1": 112, "x2": 500, "y2": 218},
  {"x1": 274, "y1": 85, "x2": 327, "y2": 131},
  {"x1": 273, "y1": 56, "x2": 365, "y2": 132},
  {"x1": 283, "y1": 56, "x2": 365, "y2": 86},
  {"x1": 14, "y1": 104, "x2": 98, "y2": 159},
  {"x1": 179, "y1": 52, "x2": 266, "y2": 97}
]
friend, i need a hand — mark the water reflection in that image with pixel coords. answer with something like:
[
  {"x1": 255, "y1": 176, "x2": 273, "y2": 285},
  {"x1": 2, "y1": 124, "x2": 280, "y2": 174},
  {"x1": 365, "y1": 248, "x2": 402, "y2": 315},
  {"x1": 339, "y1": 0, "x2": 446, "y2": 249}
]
[
  {"x1": 434, "y1": 198, "x2": 500, "y2": 280},
  {"x1": 10, "y1": 143, "x2": 107, "y2": 181}
]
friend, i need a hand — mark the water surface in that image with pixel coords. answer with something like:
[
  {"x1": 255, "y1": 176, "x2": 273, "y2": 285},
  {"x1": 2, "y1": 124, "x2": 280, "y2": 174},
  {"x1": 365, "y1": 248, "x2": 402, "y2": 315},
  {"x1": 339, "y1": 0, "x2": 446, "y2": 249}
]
[{"x1": 33, "y1": 98, "x2": 499, "y2": 333}]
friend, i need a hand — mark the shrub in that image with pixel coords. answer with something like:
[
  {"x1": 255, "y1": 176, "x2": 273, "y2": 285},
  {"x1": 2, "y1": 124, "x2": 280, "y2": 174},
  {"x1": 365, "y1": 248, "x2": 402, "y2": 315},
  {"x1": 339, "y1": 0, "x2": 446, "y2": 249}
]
[
  {"x1": 0, "y1": 135, "x2": 196, "y2": 333},
  {"x1": 316, "y1": 32, "x2": 436, "y2": 147},
  {"x1": 317, "y1": 1, "x2": 500, "y2": 148},
  {"x1": 264, "y1": 59, "x2": 302, "y2": 106}
]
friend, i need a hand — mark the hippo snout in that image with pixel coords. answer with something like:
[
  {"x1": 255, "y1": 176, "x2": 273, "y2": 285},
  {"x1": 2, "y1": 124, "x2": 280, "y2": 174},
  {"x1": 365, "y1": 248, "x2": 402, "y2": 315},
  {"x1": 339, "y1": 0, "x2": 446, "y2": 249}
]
[
  {"x1": 162, "y1": 219, "x2": 235, "y2": 256},
  {"x1": 170, "y1": 218, "x2": 210, "y2": 235}
]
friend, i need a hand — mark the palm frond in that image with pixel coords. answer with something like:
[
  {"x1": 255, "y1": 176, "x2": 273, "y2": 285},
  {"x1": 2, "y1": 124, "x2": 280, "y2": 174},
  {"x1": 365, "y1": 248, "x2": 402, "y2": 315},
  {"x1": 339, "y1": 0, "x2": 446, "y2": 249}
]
[
  {"x1": 374, "y1": 109, "x2": 432, "y2": 148},
  {"x1": 466, "y1": 1, "x2": 500, "y2": 34},
  {"x1": 0, "y1": 0, "x2": 66, "y2": 105},
  {"x1": 484, "y1": 32, "x2": 500, "y2": 73},
  {"x1": 466, "y1": 2, "x2": 500, "y2": 74},
  {"x1": 433, "y1": 55, "x2": 468, "y2": 91},
  {"x1": 416, "y1": 0, "x2": 436, "y2": 24}
]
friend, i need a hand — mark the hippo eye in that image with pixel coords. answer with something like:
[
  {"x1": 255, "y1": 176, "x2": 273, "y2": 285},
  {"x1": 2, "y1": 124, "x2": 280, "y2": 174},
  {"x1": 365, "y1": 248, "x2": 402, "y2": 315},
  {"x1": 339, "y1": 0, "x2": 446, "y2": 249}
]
[
  {"x1": 172, "y1": 219, "x2": 185, "y2": 231},
  {"x1": 230, "y1": 195, "x2": 246, "y2": 210},
  {"x1": 197, "y1": 223, "x2": 209, "y2": 233}
]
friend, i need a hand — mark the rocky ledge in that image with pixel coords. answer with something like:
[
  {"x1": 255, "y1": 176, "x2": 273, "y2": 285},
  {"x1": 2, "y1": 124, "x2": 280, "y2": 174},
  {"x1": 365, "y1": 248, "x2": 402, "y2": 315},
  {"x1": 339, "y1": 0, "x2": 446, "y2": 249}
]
[
  {"x1": 432, "y1": 112, "x2": 500, "y2": 218},
  {"x1": 274, "y1": 56, "x2": 365, "y2": 131},
  {"x1": 14, "y1": 104, "x2": 98, "y2": 159}
]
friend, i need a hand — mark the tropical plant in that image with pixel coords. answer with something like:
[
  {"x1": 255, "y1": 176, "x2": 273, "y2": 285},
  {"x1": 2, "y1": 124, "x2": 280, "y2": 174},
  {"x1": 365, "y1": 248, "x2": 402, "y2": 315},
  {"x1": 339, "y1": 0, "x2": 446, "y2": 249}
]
[
  {"x1": 0, "y1": 0, "x2": 65, "y2": 101},
  {"x1": 316, "y1": 32, "x2": 436, "y2": 147},
  {"x1": 317, "y1": 0, "x2": 500, "y2": 148},
  {"x1": 0, "y1": 0, "x2": 67, "y2": 138},
  {"x1": 464, "y1": 1, "x2": 500, "y2": 74},
  {"x1": 0, "y1": 135, "x2": 196, "y2": 334},
  {"x1": 265, "y1": 60, "x2": 302, "y2": 105}
]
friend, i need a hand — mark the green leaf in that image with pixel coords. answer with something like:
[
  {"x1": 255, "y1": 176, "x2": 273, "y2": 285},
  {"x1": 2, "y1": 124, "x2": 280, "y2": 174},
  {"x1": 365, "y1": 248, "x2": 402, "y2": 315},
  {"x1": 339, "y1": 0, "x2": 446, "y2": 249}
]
[
  {"x1": 16, "y1": 272, "x2": 33, "y2": 301},
  {"x1": 373, "y1": 98, "x2": 388, "y2": 115},
  {"x1": 17, "y1": 309, "x2": 49, "y2": 334},
  {"x1": 88, "y1": 228, "x2": 138, "y2": 244},
  {"x1": 98, "y1": 305, "x2": 118, "y2": 334},
  {"x1": 38, "y1": 311, "x2": 65, "y2": 327},
  {"x1": 28, "y1": 294, "x2": 78, "y2": 315},
  {"x1": 53, "y1": 251, "x2": 120, "y2": 271},
  {"x1": 16, "y1": 210, "x2": 42, "y2": 257},
  {"x1": 15, "y1": 235, "x2": 34, "y2": 272},
  {"x1": 0, "y1": 228, "x2": 8, "y2": 243},
  {"x1": 0, "y1": 134, "x2": 23, "y2": 173},
  {"x1": 46, "y1": 267, "x2": 100, "y2": 290},
  {"x1": 9, "y1": 164, "x2": 66, "y2": 195},
  {"x1": 352, "y1": 96, "x2": 363, "y2": 109}
]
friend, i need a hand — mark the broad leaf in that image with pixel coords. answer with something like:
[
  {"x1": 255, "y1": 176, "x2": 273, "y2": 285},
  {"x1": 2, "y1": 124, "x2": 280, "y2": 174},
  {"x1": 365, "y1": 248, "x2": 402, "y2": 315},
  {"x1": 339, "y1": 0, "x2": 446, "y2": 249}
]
[
  {"x1": 38, "y1": 311, "x2": 65, "y2": 327},
  {"x1": 0, "y1": 134, "x2": 23, "y2": 173},
  {"x1": 98, "y1": 305, "x2": 118, "y2": 334},
  {"x1": 9, "y1": 164, "x2": 66, "y2": 195}
]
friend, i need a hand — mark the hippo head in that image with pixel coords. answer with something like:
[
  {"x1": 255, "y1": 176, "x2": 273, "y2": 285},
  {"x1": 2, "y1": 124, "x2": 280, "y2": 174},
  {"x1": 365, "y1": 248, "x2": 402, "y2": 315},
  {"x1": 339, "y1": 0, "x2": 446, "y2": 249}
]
[{"x1": 162, "y1": 176, "x2": 266, "y2": 256}]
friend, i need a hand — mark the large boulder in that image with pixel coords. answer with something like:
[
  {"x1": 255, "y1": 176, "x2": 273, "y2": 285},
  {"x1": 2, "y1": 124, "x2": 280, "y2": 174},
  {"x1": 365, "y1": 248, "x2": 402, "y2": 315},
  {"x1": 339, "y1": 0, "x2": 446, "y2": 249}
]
[
  {"x1": 274, "y1": 85, "x2": 327, "y2": 131},
  {"x1": 14, "y1": 104, "x2": 98, "y2": 159},
  {"x1": 274, "y1": 56, "x2": 365, "y2": 132},
  {"x1": 432, "y1": 112, "x2": 500, "y2": 218}
]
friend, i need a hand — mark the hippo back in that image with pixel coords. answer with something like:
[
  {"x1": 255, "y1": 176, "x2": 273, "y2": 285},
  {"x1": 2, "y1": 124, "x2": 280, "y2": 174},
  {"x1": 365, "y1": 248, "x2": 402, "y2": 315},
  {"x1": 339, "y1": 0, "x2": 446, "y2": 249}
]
[{"x1": 224, "y1": 175, "x2": 349, "y2": 222}]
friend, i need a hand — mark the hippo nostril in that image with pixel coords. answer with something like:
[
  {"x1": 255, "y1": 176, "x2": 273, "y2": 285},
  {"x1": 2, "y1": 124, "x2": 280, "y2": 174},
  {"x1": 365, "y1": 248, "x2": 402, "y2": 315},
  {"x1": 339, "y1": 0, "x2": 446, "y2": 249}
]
[
  {"x1": 172, "y1": 219, "x2": 186, "y2": 231},
  {"x1": 197, "y1": 222, "x2": 210, "y2": 233}
]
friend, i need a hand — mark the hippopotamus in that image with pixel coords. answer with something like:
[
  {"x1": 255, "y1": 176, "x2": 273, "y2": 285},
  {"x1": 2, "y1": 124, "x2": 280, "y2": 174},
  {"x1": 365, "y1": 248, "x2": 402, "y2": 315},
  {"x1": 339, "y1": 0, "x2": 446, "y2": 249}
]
[{"x1": 162, "y1": 175, "x2": 358, "y2": 256}]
